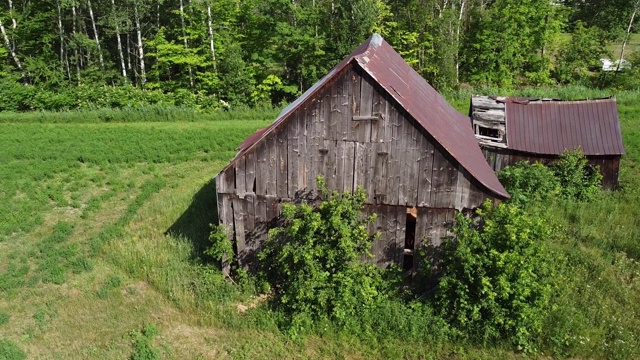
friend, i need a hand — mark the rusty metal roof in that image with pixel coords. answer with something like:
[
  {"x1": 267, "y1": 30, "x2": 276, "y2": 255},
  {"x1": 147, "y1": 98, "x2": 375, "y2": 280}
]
[
  {"x1": 505, "y1": 98, "x2": 625, "y2": 156},
  {"x1": 227, "y1": 34, "x2": 509, "y2": 199}
]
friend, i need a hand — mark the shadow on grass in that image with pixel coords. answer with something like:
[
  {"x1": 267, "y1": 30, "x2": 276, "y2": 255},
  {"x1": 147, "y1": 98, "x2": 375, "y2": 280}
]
[{"x1": 166, "y1": 178, "x2": 218, "y2": 262}]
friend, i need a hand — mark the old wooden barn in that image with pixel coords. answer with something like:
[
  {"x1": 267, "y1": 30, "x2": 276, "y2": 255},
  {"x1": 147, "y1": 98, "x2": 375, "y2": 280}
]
[
  {"x1": 215, "y1": 34, "x2": 509, "y2": 272},
  {"x1": 470, "y1": 96, "x2": 625, "y2": 189}
]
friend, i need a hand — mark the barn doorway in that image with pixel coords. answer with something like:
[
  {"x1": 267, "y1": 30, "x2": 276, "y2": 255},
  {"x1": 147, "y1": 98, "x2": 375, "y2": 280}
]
[{"x1": 403, "y1": 207, "x2": 417, "y2": 270}]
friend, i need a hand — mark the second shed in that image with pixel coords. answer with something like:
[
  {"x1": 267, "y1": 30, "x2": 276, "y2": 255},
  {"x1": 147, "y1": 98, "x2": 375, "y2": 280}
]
[{"x1": 470, "y1": 95, "x2": 625, "y2": 189}]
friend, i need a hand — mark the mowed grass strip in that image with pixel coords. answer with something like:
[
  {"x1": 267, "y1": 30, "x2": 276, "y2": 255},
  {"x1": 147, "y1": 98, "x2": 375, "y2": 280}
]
[
  {"x1": 0, "y1": 118, "x2": 271, "y2": 358},
  {"x1": 0, "y1": 120, "x2": 268, "y2": 237}
]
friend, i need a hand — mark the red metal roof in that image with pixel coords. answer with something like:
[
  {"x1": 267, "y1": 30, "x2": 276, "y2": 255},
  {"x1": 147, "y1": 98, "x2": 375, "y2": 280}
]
[
  {"x1": 226, "y1": 34, "x2": 509, "y2": 199},
  {"x1": 505, "y1": 98, "x2": 625, "y2": 156}
]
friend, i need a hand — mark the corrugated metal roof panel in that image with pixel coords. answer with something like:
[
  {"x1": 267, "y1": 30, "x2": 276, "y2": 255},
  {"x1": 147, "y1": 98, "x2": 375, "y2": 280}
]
[
  {"x1": 505, "y1": 98, "x2": 625, "y2": 156},
  {"x1": 227, "y1": 34, "x2": 509, "y2": 199},
  {"x1": 355, "y1": 38, "x2": 508, "y2": 198}
]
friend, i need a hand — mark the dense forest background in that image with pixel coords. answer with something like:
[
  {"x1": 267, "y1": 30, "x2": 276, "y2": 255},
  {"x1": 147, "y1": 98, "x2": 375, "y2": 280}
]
[{"x1": 0, "y1": 0, "x2": 639, "y2": 111}]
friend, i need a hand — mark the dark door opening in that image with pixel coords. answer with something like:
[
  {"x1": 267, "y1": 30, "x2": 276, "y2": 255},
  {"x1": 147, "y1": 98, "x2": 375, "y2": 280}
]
[{"x1": 403, "y1": 207, "x2": 416, "y2": 271}]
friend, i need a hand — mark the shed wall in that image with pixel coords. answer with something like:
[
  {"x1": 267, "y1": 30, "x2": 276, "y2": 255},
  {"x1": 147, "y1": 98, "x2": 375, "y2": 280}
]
[{"x1": 481, "y1": 147, "x2": 621, "y2": 189}]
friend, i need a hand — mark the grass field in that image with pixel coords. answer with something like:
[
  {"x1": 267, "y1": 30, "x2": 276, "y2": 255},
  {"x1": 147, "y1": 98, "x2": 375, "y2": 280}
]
[
  {"x1": 0, "y1": 93, "x2": 639, "y2": 359},
  {"x1": 557, "y1": 33, "x2": 640, "y2": 60},
  {"x1": 608, "y1": 34, "x2": 640, "y2": 60}
]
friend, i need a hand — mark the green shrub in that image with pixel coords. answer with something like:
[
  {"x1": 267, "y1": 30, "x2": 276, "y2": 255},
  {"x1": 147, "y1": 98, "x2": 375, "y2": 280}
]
[
  {"x1": 129, "y1": 323, "x2": 160, "y2": 360},
  {"x1": 435, "y1": 201, "x2": 555, "y2": 352},
  {"x1": 551, "y1": 149, "x2": 602, "y2": 201},
  {"x1": 205, "y1": 224, "x2": 234, "y2": 263},
  {"x1": 498, "y1": 161, "x2": 560, "y2": 206},
  {"x1": 258, "y1": 178, "x2": 393, "y2": 328},
  {"x1": 498, "y1": 150, "x2": 602, "y2": 206},
  {"x1": 554, "y1": 22, "x2": 610, "y2": 85}
]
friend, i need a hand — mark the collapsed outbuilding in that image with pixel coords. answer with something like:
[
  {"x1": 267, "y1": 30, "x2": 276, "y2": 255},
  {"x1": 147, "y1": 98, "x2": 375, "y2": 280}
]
[
  {"x1": 470, "y1": 96, "x2": 625, "y2": 189},
  {"x1": 215, "y1": 34, "x2": 509, "y2": 272}
]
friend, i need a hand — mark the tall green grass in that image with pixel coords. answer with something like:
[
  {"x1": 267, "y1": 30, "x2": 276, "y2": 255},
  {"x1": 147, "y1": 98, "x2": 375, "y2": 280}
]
[{"x1": 0, "y1": 105, "x2": 280, "y2": 124}]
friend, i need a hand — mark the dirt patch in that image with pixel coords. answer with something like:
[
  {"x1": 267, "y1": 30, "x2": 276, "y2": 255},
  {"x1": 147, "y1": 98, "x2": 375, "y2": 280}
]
[
  {"x1": 162, "y1": 323, "x2": 224, "y2": 359},
  {"x1": 122, "y1": 280, "x2": 150, "y2": 296},
  {"x1": 236, "y1": 293, "x2": 269, "y2": 314}
]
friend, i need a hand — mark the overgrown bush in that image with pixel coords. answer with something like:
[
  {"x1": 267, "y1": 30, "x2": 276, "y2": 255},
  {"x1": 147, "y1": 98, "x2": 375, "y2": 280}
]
[
  {"x1": 0, "y1": 80, "x2": 226, "y2": 112},
  {"x1": 435, "y1": 201, "x2": 555, "y2": 352},
  {"x1": 551, "y1": 149, "x2": 602, "y2": 201},
  {"x1": 498, "y1": 161, "x2": 560, "y2": 206},
  {"x1": 555, "y1": 22, "x2": 610, "y2": 85},
  {"x1": 205, "y1": 224, "x2": 234, "y2": 263},
  {"x1": 129, "y1": 323, "x2": 160, "y2": 360},
  {"x1": 498, "y1": 149, "x2": 602, "y2": 206},
  {"x1": 258, "y1": 178, "x2": 395, "y2": 328}
]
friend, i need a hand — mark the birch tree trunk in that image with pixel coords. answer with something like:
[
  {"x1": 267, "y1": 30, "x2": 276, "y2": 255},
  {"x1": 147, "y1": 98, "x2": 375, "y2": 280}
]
[
  {"x1": 616, "y1": 0, "x2": 639, "y2": 73},
  {"x1": 126, "y1": 32, "x2": 132, "y2": 72},
  {"x1": 72, "y1": 0, "x2": 81, "y2": 83},
  {"x1": 455, "y1": 0, "x2": 466, "y2": 84},
  {"x1": 206, "y1": 3, "x2": 216, "y2": 72},
  {"x1": 134, "y1": 0, "x2": 147, "y2": 87},
  {"x1": 179, "y1": 0, "x2": 194, "y2": 87},
  {"x1": 111, "y1": 0, "x2": 127, "y2": 81},
  {"x1": 157, "y1": 0, "x2": 161, "y2": 30},
  {"x1": 79, "y1": 5, "x2": 92, "y2": 67},
  {"x1": 7, "y1": 0, "x2": 16, "y2": 29},
  {"x1": 7, "y1": 0, "x2": 17, "y2": 57},
  {"x1": 0, "y1": 18, "x2": 25, "y2": 80},
  {"x1": 56, "y1": 0, "x2": 70, "y2": 80},
  {"x1": 87, "y1": 0, "x2": 105, "y2": 70}
]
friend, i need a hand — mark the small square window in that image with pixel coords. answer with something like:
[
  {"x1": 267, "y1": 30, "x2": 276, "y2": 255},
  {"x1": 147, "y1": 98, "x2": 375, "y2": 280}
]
[{"x1": 478, "y1": 126, "x2": 500, "y2": 139}]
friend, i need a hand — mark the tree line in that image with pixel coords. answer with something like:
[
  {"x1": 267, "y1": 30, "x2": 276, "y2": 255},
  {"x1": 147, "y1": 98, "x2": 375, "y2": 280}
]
[{"x1": 0, "y1": 0, "x2": 639, "y2": 110}]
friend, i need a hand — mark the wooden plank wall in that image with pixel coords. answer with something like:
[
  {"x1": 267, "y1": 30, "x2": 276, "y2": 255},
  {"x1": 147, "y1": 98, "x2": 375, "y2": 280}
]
[
  {"x1": 362, "y1": 205, "x2": 405, "y2": 268},
  {"x1": 482, "y1": 147, "x2": 621, "y2": 189},
  {"x1": 216, "y1": 64, "x2": 498, "y2": 270},
  {"x1": 413, "y1": 207, "x2": 456, "y2": 273}
]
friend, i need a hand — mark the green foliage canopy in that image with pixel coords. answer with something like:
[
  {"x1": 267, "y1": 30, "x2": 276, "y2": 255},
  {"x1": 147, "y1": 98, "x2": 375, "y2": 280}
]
[
  {"x1": 435, "y1": 201, "x2": 555, "y2": 352},
  {"x1": 551, "y1": 149, "x2": 603, "y2": 201},
  {"x1": 258, "y1": 179, "x2": 392, "y2": 327},
  {"x1": 499, "y1": 149, "x2": 603, "y2": 206}
]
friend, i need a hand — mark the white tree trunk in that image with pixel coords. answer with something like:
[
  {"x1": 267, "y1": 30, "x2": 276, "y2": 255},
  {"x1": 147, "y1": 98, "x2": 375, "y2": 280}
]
[
  {"x1": 7, "y1": 0, "x2": 17, "y2": 58},
  {"x1": 179, "y1": 0, "x2": 194, "y2": 87},
  {"x1": 7, "y1": 0, "x2": 16, "y2": 29},
  {"x1": 134, "y1": 0, "x2": 147, "y2": 86},
  {"x1": 72, "y1": 0, "x2": 81, "y2": 83},
  {"x1": 207, "y1": 3, "x2": 217, "y2": 72},
  {"x1": 156, "y1": 0, "x2": 161, "y2": 30},
  {"x1": 87, "y1": 0, "x2": 105, "y2": 69},
  {"x1": 0, "y1": 18, "x2": 25, "y2": 80},
  {"x1": 56, "y1": 0, "x2": 69, "y2": 79},
  {"x1": 126, "y1": 32, "x2": 132, "y2": 72},
  {"x1": 455, "y1": 0, "x2": 466, "y2": 84},
  {"x1": 617, "y1": 0, "x2": 639, "y2": 72},
  {"x1": 111, "y1": 0, "x2": 127, "y2": 81}
]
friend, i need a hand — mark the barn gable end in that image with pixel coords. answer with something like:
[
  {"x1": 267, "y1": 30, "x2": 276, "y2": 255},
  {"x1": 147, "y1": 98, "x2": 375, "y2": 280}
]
[{"x1": 216, "y1": 35, "x2": 508, "y2": 272}]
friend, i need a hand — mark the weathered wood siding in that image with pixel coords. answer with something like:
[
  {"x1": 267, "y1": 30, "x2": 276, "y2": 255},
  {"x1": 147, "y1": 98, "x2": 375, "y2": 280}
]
[
  {"x1": 481, "y1": 147, "x2": 621, "y2": 190},
  {"x1": 216, "y1": 65, "x2": 495, "y2": 269}
]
